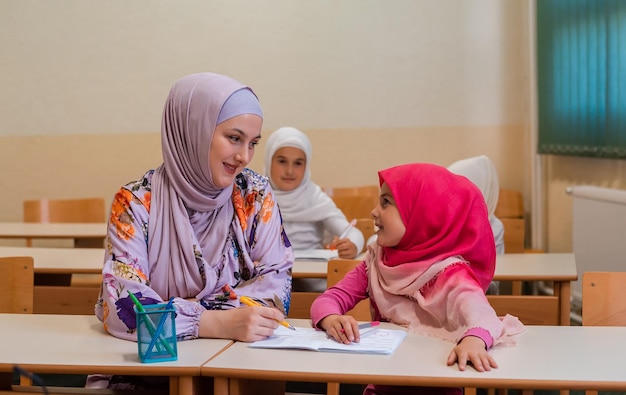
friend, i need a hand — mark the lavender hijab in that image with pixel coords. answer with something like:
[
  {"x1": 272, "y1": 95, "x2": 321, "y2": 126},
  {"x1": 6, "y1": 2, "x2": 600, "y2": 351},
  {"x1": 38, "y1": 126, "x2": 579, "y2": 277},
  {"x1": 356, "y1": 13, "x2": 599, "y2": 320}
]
[{"x1": 148, "y1": 73, "x2": 262, "y2": 299}]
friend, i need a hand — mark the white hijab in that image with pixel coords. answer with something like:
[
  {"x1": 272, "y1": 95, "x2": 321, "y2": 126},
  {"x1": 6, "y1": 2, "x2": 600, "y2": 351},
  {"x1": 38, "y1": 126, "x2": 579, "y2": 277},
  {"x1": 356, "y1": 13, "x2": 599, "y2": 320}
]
[
  {"x1": 264, "y1": 127, "x2": 340, "y2": 222},
  {"x1": 448, "y1": 155, "x2": 500, "y2": 218}
]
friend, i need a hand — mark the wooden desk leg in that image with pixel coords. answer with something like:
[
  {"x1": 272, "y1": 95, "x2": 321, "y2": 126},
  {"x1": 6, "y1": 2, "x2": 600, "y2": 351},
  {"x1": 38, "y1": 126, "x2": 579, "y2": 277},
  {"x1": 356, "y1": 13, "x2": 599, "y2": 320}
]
[
  {"x1": 0, "y1": 373, "x2": 12, "y2": 390},
  {"x1": 553, "y1": 281, "x2": 571, "y2": 326},
  {"x1": 169, "y1": 376, "x2": 179, "y2": 395},
  {"x1": 213, "y1": 377, "x2": 230, "y2": 395},
  {"x1": 327, "y1": 382, "x2": 340, "y2": 395},
  {"x1": 176, "y1": 376, "x2": 199, "y2": 395},
  {"x1": 560, "y1": 281, "x2": 570, "y2": 326}
]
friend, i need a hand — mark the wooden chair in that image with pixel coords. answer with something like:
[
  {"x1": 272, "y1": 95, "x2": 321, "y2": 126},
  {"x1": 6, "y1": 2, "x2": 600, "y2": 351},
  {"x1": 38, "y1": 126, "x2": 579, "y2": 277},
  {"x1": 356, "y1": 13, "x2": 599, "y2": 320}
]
[
  {"x1": 327, "y1": 259, "x2": 371, "y2": 320},
  {"x1": 324, "y1": 185, "x2": 379, "y2": 221},
  {"x1": 0, "y1": 256, "x2": 34, "y2": 387},
  {"x1": 23, "y1": 197, "x2": 106, "y2": 247},
  {"x1": 24, "y1": 197, "x2": 106, "y2": 287},
  {"x1": 24, "y1": 197, "x2": 106, "y2": 224},
  {"x1": 495, "y1": 188, "x2": 526, "y2": 297},
  {"x1": 0, "y1": 256, "x2": 34, "y2": 314},
  {"x1": 581, "y1": 271, "x2": 626, "y2": 395},
  {"x1": 354, "y1": 218, "x2": 376, "y2": 250},
  {"x1": 495, "y1": 188, "x2": 525, "y2": 254},
  {"x1": 323, "y1": 185, "x2": 379, "y2": 198},
  {"x1": 582, "y1": 271, "x2": 626, "y2": 327}
]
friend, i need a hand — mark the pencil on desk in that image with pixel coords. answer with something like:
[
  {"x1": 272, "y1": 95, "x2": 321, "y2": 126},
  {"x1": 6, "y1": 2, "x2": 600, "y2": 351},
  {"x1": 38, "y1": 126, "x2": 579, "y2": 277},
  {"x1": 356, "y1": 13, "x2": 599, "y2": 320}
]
[
  {"x1": 240, "y1": 295, "x2": 296, "y2": 331},
  {"x1": 340, "y1": 321, "x2": 380, "y2": 334},
  {"x1": 358, "y1": 321, "x2": 380, "y2": 330}
]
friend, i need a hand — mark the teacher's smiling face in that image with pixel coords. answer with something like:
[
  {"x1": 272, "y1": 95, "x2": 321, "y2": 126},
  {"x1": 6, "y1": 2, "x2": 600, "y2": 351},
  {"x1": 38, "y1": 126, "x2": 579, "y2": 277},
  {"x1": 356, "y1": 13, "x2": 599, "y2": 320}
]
[{"x1": 209, "y1": 114, "x2": 263, "y2": 188}]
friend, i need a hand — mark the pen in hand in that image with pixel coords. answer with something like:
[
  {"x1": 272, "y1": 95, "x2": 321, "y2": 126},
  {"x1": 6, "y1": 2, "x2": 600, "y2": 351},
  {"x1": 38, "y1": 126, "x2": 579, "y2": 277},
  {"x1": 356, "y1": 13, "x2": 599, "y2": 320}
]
[
  {"x1": 338, "y1": 218, "x2": 357, "y2": 240},
  {"x1": 329, "y1": 219, "x2": 357, "y2": 251},
  {"x1": 240, "y1": 295, "x2": 296, "y2": 331}
]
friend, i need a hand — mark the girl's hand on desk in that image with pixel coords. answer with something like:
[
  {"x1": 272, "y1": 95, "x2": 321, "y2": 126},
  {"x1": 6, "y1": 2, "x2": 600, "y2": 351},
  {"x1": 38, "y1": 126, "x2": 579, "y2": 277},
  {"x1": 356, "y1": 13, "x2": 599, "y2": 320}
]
[
  {"x1": 198, "y1": 306, "x2": 282, "y2": 342},
  {"x1": 319, "y1": 314, "x2": 360, "y2": 344},
  {"x1": 447, "y1": 336, "x2": 498, "y2": 372},
  {"x1": 326, "y1": 238, "x2": 358, "y2": 259}
]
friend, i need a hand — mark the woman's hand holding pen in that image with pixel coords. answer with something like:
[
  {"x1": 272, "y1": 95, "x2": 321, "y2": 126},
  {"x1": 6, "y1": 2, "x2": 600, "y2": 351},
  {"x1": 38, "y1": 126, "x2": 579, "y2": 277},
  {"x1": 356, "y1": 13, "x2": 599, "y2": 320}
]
[
  {"x1": 198, "y1": 305, "x2": 284, "y2": 342},
  {"x1": 318, "y1": 314, "x2": 360, "y2": 344}
]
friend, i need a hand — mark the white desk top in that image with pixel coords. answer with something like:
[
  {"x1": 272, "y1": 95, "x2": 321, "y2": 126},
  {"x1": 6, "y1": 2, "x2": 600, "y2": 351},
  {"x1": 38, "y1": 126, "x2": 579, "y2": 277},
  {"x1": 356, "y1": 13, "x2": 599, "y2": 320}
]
[
  {"x1": 0, "y1": 247, "x2": 577, "y2": 280},
  {"x1": 0, "y1": 222, "x2": 107, "y2": 239},
  {"x1": 294, "y1": 253, "x2": 578, "y2": 281},
  {"x1": 202, "y1": 318, "x2": 625, "y2": 391},
  {"x1": 0, "y1": 246, "x2": 104, "y2": 274},
  {"x1": 0, "y1": 314, "x2": 231, "y2": 376}
]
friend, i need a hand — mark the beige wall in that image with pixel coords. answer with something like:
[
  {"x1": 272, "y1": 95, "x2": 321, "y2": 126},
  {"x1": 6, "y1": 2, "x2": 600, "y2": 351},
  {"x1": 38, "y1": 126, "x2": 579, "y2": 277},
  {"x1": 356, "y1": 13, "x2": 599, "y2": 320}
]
[{"x1": 1, "y1": 0, "x2": 622, "y2": 252}]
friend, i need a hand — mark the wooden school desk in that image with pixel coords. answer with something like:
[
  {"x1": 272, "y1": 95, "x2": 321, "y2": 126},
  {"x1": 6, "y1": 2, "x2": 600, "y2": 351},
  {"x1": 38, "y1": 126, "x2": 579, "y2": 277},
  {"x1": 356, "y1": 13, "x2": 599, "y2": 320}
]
[
  {"x1": 291, "y1": 253, "x2": 578, "y2": 325},
  {"x1": 202, "y1": 319, "x2": 626, "y2": 395},
  {"x1": 0, "y1": 314, "x2": 232, "y2": 395},
  {"x1": 0, "y1": 222, "x2": 107, "y2": 248},
  {"x1": 0, "y1": 246, "x2": 104, "y2": 314}
]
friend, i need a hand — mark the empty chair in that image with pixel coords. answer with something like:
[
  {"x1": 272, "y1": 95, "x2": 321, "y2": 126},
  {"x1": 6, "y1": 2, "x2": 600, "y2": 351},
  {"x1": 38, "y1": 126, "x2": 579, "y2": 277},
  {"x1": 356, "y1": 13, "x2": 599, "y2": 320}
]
[
  {"x1": 23, "y1": 197, "x2": 106, "y2": 248},
  {"x1": 323, "y1": 185, "x2": 379, "y2": 198},
  {"x1": 23, "y1": 197, "x2": 106, "y2": 287},
  {"x1": 23, "y1": 197, "x2": 106, "y2": 224},
  {"x1": 582, "y1": 271, "x2": 626, "y2": 395},
  {"x1": 494, "y1": 188, "x2": 525, "y2": 253},
  {"x1": 324, "y1": 185, "x2": 379, "y2": 222},
  {"x1": 0, "y1": 256, "x2": 34, "y2": 314}
]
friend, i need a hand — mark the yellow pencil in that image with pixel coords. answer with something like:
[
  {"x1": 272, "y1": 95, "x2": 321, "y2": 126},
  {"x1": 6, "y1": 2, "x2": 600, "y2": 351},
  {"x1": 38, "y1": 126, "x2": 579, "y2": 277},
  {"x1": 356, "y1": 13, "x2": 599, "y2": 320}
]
[{"x1": 240, "y1": 295, "x2": 296, "y2": 331}]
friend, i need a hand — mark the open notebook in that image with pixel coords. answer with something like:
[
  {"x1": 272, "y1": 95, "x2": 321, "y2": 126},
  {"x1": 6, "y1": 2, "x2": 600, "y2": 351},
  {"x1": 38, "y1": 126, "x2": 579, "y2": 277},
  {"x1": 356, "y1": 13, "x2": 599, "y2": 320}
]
[
  {"x1": 249, "y1": 326, "x2": 407, "y2": 355},
  {"x1": 293, "y1": 249, "x2": 338, "y2": 261}
]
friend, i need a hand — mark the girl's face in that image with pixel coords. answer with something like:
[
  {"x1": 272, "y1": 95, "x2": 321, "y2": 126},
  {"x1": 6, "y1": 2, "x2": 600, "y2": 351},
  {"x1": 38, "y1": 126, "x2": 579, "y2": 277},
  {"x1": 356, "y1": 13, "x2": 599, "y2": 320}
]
[
  {"x1": 371, "y1": 182, "x2": 406, "y2": 247},
  {"x1": 270, "y1": 146, "x2": 306, "y2": 191},
  {"x1": 209, "y1": 114, "x2": 262, "y2": 188}
]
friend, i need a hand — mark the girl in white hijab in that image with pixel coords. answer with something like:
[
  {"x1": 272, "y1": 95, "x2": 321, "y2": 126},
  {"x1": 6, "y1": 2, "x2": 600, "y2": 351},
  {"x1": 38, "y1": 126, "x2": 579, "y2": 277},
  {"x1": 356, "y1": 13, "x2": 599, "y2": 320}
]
[
  {"x1": 448, "y1": 155, "x2": 504, "y2": 294},
  {"x1": 264, "y1": 127, "x2": 364, "y2": 259}
]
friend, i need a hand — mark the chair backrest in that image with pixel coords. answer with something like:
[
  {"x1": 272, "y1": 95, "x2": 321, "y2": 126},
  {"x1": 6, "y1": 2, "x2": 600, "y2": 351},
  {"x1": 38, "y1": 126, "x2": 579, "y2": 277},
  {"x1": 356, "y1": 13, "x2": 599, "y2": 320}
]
[
  {"x1": 323, "y1": 185, "x2": 379, "y2": 198},
  {"x1": 323, "y1": 185, "x2": 380, "y2": 222},
  {"x1": 23, "y1": 197, "x2": 106, "y2": 223},
  {"x1": 582, "y1": 271, "x2": 626, "y2": 326},
  {"x1": 330, "y1": 195, "x2": 378, "y2": 221},
  {"x1": 0, "y1": 256, "x2": 34, "y2": 314},
  {"x1": 494, "y1": 188, "x2": 525, "y2": 253},
  {"x1": 495, "y1": 188, "x2": 524, "y2": 218},
  {"x1": 354, "y1": 218, "x2": 376, "y2": 248},
  {"x1": 500, "y1": 218, "x2": 525, "y2": 253},
  {"x1": 327, "y1": 259, "x2": 371, "y2": 320}
]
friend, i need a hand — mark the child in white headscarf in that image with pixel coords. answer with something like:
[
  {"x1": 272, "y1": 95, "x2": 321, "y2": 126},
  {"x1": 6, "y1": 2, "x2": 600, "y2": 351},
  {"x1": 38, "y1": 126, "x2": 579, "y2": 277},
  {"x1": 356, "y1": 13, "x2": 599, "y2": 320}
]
[
  {"x1": 265, "y1": 127, "x2": 364, "y2": 257},
  {"x1": 265, "y1": 127, "x2": 364, "y2": 291},
  {"x1": 448, "y1": 155, "x2": 504, "y2": 295}
]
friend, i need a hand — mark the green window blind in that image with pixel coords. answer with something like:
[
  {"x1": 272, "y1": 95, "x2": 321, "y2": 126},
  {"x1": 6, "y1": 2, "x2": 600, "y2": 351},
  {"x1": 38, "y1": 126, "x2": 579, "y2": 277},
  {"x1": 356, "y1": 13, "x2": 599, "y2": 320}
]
[{"x1": 537, "y1": 0, "x2": 626, "y2": 158}]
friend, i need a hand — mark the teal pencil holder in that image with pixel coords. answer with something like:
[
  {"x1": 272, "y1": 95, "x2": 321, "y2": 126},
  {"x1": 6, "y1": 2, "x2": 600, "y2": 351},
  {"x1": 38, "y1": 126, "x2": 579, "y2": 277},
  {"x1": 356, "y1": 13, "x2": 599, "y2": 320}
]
[{"x1": 135, "y1": 302, "x2": 178, "y2": 363}]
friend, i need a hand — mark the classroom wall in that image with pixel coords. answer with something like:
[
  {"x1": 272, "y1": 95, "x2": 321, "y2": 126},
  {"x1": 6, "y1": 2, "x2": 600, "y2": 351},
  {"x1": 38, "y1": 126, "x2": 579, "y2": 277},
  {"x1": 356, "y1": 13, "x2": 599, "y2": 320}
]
[{"x1": 1, "y1": 0, "x2": 623, "y2": 252}]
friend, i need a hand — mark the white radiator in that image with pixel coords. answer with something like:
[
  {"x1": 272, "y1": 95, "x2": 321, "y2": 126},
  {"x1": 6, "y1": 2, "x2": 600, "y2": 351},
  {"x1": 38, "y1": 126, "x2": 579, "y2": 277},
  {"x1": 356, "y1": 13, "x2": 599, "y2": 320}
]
[{"x1": 568, "y1": 185, "x2": 626, "y2": 307}]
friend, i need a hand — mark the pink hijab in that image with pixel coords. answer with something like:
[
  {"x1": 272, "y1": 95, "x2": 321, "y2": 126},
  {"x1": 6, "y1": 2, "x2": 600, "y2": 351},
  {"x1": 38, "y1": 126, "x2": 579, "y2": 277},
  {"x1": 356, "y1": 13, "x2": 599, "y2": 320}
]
[
  {"x1": 147, "y1": 73, "x2": 261, "y2": 299},
  {"x1": 378, "y1": 162, "x2": 495, "y2": 292}
]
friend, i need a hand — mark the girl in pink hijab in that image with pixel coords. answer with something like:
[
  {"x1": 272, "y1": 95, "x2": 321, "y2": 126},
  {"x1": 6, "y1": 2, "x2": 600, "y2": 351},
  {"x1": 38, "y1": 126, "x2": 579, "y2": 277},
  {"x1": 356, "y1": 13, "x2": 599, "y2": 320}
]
[
  {"x1": 311, "y1": 163, "x2": 523, "y2": 395},
  {"x1": 96, "y1": 73, "x2": 293, "y2": 345}
]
